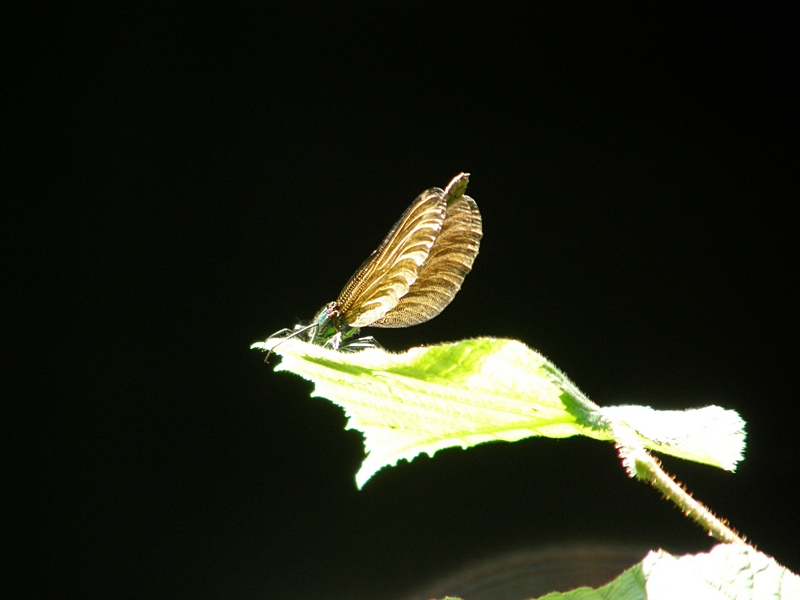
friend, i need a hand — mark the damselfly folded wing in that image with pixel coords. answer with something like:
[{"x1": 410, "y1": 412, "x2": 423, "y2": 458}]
[
  {"x1": 371, "y1": 173, "x2": 482, "y2": 327},
  {"x1": 336, "y1": 188, "x2": 446, "y2": 328}
]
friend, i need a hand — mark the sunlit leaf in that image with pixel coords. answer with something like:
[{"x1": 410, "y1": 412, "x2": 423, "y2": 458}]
[{"x1": 252, "y1": 337, "x2": 746, "y2": 488}]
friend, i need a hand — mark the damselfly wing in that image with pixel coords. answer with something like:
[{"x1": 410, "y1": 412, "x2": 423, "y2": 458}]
[{"x1": 270, "y1": 173, "x2": 482, "y2": 351}]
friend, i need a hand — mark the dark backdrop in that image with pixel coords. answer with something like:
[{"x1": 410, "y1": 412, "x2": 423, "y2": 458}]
[{"x1": 9, "y1": 4, "x2": 796, "y2": 599}]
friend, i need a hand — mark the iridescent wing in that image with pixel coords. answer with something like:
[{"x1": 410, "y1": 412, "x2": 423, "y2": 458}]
[
  {"x1": 371, "y1": 173, "x2": 482, "y2": 327},
  {"x1": 336, "y1": 185, "x2": 447, "y2": 328},
  {"x1": 337, "y1": 173, "x2": 482, "y2": 329}
]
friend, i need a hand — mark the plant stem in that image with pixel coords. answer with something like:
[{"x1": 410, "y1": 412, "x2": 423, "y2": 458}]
[{"x1": 612, "y1": 421, "x2": 748, "y2": 546}]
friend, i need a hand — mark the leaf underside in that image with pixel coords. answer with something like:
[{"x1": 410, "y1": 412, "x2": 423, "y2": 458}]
[{"x1": 254, "y1": 337, "x2": 745, "y2": 488}]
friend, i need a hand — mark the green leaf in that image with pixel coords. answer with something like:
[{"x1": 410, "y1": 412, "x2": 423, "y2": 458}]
[
  {"x1": 252, "y1": 337, "x2": 745, "y2": 488},
  {"x1": 603, "y1": 405, "x2": 745, "y2": 472},
  {"x1": 530, "y1": 545, "x2": 798, "y2": 600}
]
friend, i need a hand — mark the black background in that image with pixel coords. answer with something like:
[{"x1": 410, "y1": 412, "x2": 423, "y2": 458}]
[{"x1": 8, "y1": 4, "x2": 797, "y2": 599}]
